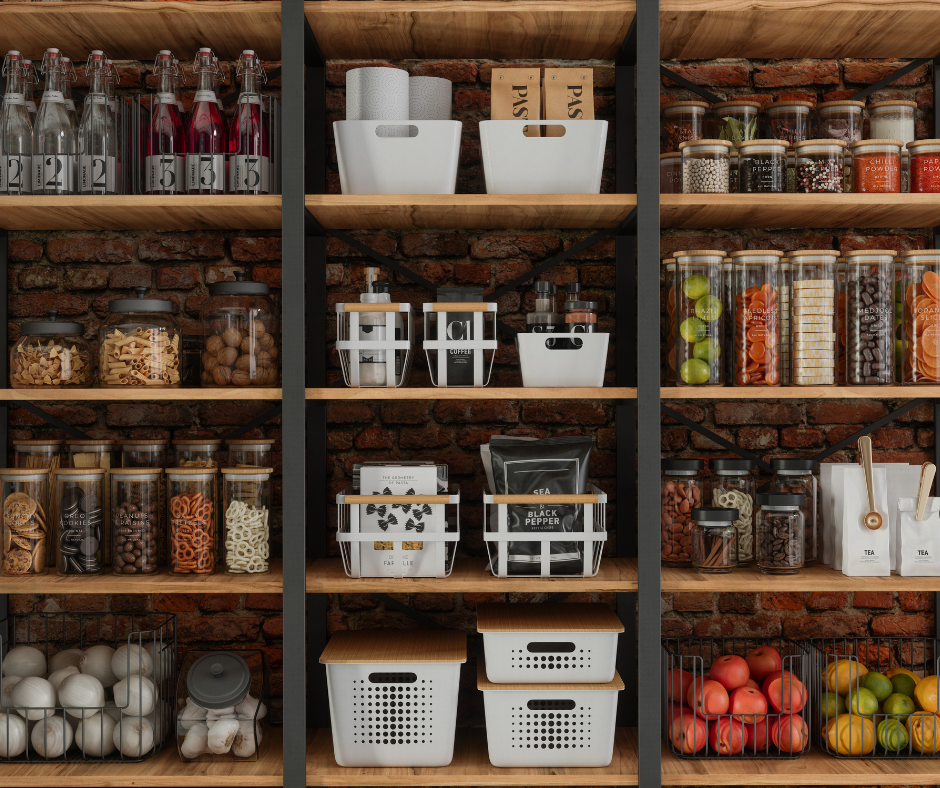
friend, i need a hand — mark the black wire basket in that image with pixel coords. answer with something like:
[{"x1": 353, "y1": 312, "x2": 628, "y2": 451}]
[
  {"x1": 0, "y1": 612, "x2": 176, "y2": 763},
  {"x1": 808, "y1": 636, "x2": 940, "y2": 758},
  {"x1": 662, "y1": 636, "x2": 812, "y2": 760}
]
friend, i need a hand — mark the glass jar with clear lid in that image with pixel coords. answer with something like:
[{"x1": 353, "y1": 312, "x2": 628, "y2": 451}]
[
  {"x1": 120, "y1": 438, "x2": 169, "y2": 469},
  {"x1": 901, "y1": 249, "x2": 940, "y2": 383},
  {"x1": 709, "y1": 458, "x2": 756, "y2": 564},
  {"x1": 54, "y1": 467, "x2": 105, "y2": 575},
  {"x1": 111, "y1": 467, "x2": 161, "y2": 575},
  {"x1": 226, "y1": 438, "x2": 275, "y2": 469},
  {"x1": 816, "y1": 100, "x2": 865, "y2": 143},
  {"x1": 99, "y1": 288, "x2": 182, "y2": 387},
  {"x1": 766, "y1": 100, "x2": 813, "y2": 145},
  {"x1": 709, "y1": 100, "x2": 760, "y2": 146},
  {"x1": 907, "y1": 139, "x2": 940, "y2": 192},
  {"x1": 660, "y1": 152, "x2": 683, "y2": 193},
  {"x1": 843, "y1": 250, "x2": 896, "y2": 385},
  {"x1": 788, "y1": 251, "x2": 838, "y2": 386},
  {"x1": 770, "y1": 458, "x2": 817, "y2": 565},
  {"x1": 850, "y1": 139, "x2": 902, "y2": 192},
  {"x1": 663, "y1": 256, "x2": 677, "y2": 385},
  {"x1": 10, "y1": 310, "x2": 93, "y2": 388},
  {"x1": 13, "y1": 439, "x2": 63, "y2": 470},
  {"x1": 737, "y1": 139, "x2": 788, "y2": 193},
  {"x1": 756, "y1": 492, "x2": 805, "y2": 575},
  {"x1": 691, "y1": 507, "x2": 738, "y2": 574},
  {"x1": 168, "y1": 467, "x2": 218, "y2": 575},
  {"x1": 222, "y1": 467, "x2": 272, "y2": 575},
  {"x1": 200, "y1": 271, "x2": 279, "y2": 387},
  {"x1": 661, "y1": 458, "x2": 704, "y2": 566},
  {"x1": 794, "y1": 140, "x2": 846, "y2": 193},
  {"x1": 173, "y1": 438, "x2": 222, "y2": 468},
  {"x1": 729, "y1": 250, "x2": 783, "y2": 386},
  {"x1": 673, "y1": 250, "x2": 725, "y2": 386},
  {"x1": 778, "y1": 260, "x2": 792, "y2": 384},
  {"x1": 868, "y1": 99, "x2": 916, "y2": 145},
  {"x1": 680, "y1": 139, "x2": 732, "y2": 193},
  {"x1": 661, "y1": 100, "x2": 709, "y2": 153},
  {"x1": 66, "y1": 439, "x2": 116, "y2": 471},
  {"x1": 1, "y1": 469, "x2": 49, "y2": 575}
]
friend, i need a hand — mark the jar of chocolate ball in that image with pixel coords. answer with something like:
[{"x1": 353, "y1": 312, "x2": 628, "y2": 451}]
[
  {"x1": 55, "y1": 468, "x2": 105, "y2": 576},
  {"x1": 661, "y1": 458, "x2": 704, "y2": 566},
  {"x1": 770, "y1": 458, "x2": 817, "y2": 565},
  {"x1": 843, "y1": 250, "x2": 896, "y2": 385},
  {"x1": 756, "y1": 493, "x2": 805, "y2": 575},
  {"x1": 111, "y1": 468, "x2": 161, "y2": 575}
]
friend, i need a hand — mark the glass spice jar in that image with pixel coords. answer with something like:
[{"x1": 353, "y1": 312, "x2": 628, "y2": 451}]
[
  {"x1": 729, "y1": 250, "x2": 782, "y2": 386},
  {"x1": 766, "y1": 100, "x2": 813, "y2": 145},
  {"x1": 788, "y1": 251, "x2": 838, "y2": 387},
  {"x1": 907, "y1": 139, "x2": 940, "y2": 192},
  {"x1": 121, "y1": 439, "x2": 169, "y2": 469},
  {"x1": 836, "y1": 258, "x2": 847, "y2": 385},
  {"x1": 680, "y1": 139, "x2": 732, "y2": 194},
  {"x1": 770, "y1": 458, "x2": 817, "y2": 566},
  {"x1": 794, "y1": 140, "x2": 846, "y2": 193},
  {"x1": 661, "y1": 100, "x2": 709, "y2": 153},
  {"x1": 111, "y1": 467, "x2": 161, "y2": 575},
  {"x1": 673, "y1": 250, "x2": 726, "y2": 386},
  {"x1": 729, "y1": 151, "x2": 739, "y2": 192},
  {"x1": 222, "y1": 467, "x2": 272, "y2": 575},
  {"x1": 663, "y1": 256, "x2": 677, "y2": 385},
  {"x1": 225, "y1": 438, "x2": 275, "y2": 469},
  {"x1": 54, "y1": 468, "x2": 105, "y2": 576},
  {"x1": 902, "y1": 149, "x2": 910, "y2": 193},
  {"x1": 709, "y1": 100, "x2": 760, "y2": 147},
  {"x1": 691, "y1": 507, "x2": 738, "y2": 574},
  {"x1": 1, "y1": 469, "x2": 49, "y2": 575},
  {"x1": 843, "y1": 250, "x2": 896, "y2": 385},
  {"x1": 660, "y1": 152, "x2": 683, "y2": 193},
  {"x1": 850, "y1": 139, "x2": 903, "y2": 193},
  {"x1": 756, "y1": 492, "x2": 805, "y2": 575},
  {"x1": 709, "y1": 458, "x2": 756, "y2": 564},
  {"x1": 565, "y1": 300, "x2": 598, "y2": 333},
  {"x1": 661, "y1": 458, "x2": 704, "y2": 566},
  {"x1": 816, "y1": 100, "x2": 865, "y2": 144},
  {"x1": 173, "y1": 438, "x2": 223, "y2": 468},
  {"x1": 10, "y1": 310, "x2": 93, "y2": 388},
  {"x1": 737, "y1": 139, "x2": 788, "y2": 193},
  {"x1": 868, "y1": 99, "x2": 916, "y2": 145},
  {"x1": 900, "y1": 249, "x2": 940, "y2": 384},
  {"x1": 168, "y1": 467, "x2": 218, "y2": 575}
]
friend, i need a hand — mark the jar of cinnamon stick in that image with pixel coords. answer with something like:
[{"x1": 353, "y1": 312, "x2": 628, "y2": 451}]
[{"x1": 691, "y1": 507, "x2": 738, "y2": 574}]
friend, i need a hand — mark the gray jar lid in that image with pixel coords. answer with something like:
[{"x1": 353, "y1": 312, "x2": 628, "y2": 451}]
[
  {"x1": 109, "y1": 287, "x2": 173, "y2": 313},
  {"x1": 208, "y1": 270, "x2": 270, "y2": 296},
  {"x1": 21, "y1": 310, "x2": 83, "y2": 335},
  {"x1": 186, "y1": 651, "x2": 251, "y2": 709}
]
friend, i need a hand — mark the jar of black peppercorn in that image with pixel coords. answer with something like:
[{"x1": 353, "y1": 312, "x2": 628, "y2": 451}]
[
  {"x1": 794, "y1": 140, "x2": 846, "y2": 193},
  {"x1": 770, "y1": 458, "x2": 817, "y2": 565},
  {"x1": 737, "y1": 139, "x2": 788, "y2": 193},
  {"x1": 756, "y1": 493, "x2": 805, "y2": 575}
]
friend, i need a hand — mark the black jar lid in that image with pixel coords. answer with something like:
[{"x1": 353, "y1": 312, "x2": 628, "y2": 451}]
[
  {"x1": 371, "y1": 280, "x2": 391, "y2": 294},
  {"x1": 565, "y1": 283, "x2": 581, "y2": 296},
  {"x1": 109, "y1": 287, "x2": 172, "y2": 313},
  {"x1": 770, "y1": 458, "x2": 815, "y2": 471},
  {"x1": 711, "y1": 458, "x2": 756, "y2": 473},
  {"x1": 662, "y1": 458, "x2": 704, "y2": 472},
  {"x1": 692, "y1": 507, "x2": 738, "y2": 522},
  {"x1": 208, "y1": 270, "x2": 270, "y2": 296},
  {"x1": 534, "y1": 281, "x2": 553, "y2": 293},
  {"x1": 187, "y1": 651, "x2": 251, "y2": 709},
  {"x1": 756, "y1": 492, "x2": 805, "y2": 507},
  {"x1": 566, "y1": 300, "x2": 598, "y2": 310},
  {"x1": 21, "y1": 310, "x2": 83, "y2": 335}
]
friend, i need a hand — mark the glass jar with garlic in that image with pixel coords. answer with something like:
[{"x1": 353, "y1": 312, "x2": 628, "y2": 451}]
[
  {"x1": 200, "y1": 272, "x2": 279, "y2": 387},
  {"x1": 11, "y1": 311, "x2": 93, "y2": 388}
]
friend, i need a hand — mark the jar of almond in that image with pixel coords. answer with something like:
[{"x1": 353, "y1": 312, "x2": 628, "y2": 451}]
[{"x1": 661, "y1": 458, "x2": 704, "y2": 566}]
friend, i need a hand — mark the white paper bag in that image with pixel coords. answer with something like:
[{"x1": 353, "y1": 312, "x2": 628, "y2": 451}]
[
  {"x1": 841, "y1": 465, "x2": 890, "y2": 576},
  {"x1": 830, "y1": 465, "x2": 851, "y2": 570},
  {"x1": 898, "y1": 497, "x2": 940, "y2": 576},
  {"x1": 821, "y1": 463, "x2": 855, "y2": 567},
  {"x1": 877, "y1": 463, "x2": 924, "y2": 571}
]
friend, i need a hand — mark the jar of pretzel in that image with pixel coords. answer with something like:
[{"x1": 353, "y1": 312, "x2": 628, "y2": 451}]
[
  {"x1": 222, "y1": 467, "x2": 272, "y2": 574},
  {"x1": 99, "y1": 288, "x2": 182, "y2": 388},
  {"x1": 167, "y1": 468, "x2": 217, "y2": 575}
]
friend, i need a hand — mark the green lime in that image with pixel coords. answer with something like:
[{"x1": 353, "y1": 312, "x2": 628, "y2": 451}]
[
  {"x1": 877, "y1": 717, "x2": 909, "y2": 752},
  {"x1": 682, "y1": 274, "x2": 710, "y2": 300},
  {"x1": 883, "y1": 692, "x2": 916, "y2": 721},
  {"x1": 848, "y1": 686, "x2": 879, "y2": 717},
  {"x1": 863, "y1": 672, "x2": 894, "y2": 703},
  {"x1": 680, "y1": 316, "x2": 707, "y2": 343},
  {"x1": 693, "y1": 338, "x2": 721, "y2": 362},
  {"x1": 891, "y1": 673, "x2": 918, "y2": 698},
  {"x1": 820, "y1": 691, "x2": 847, "y2": 719},
  {"x1": 694, "y1": 294, "x2": 723, "y2": 322},
  {"x1": 680, "y1": 358, "x2": 711, "y2": 385}
]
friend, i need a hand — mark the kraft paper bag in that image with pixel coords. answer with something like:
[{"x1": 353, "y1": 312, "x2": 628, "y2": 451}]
[
  {"x1": 898, "y1": 497, "x2": 940, "y2": 576},
  {"x1": 491, "y1": 67, "x2": 541, "y2": 137},
  {"x1": 841, "y1": 465, "x2": 890, "y2": 577},
  {"x1": 542, "y1": 67, "x2": 594, "y2": 138}
]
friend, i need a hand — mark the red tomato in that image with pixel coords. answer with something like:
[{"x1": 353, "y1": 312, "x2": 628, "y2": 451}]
[
  {"x1": 708, "y1": 717, "x2": 748, "y2": 755},
  {"x1": 687, "y1": 679, "x2": 730, "y2": 719},
  {"x1": 729, "y1": 686, "x2": 768, "y2": 724}
]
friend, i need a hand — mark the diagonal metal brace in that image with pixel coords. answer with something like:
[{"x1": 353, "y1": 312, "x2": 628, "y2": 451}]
[
  {"x1": 659, "y1": 66, "x2": 723, "y2": 104},
  {"x1": 811, "y1": 398, "x2": 927, "y2": 463},
  {"x1": 221, "y1": 403, "x2": 283, "y2": 442},
  {"x1": 851, "y1": 58, "x2": 930, "y2": 101},
  {"x1": 375, "y1": 593, "x2": 445, "y2": 630},
  {"x1": 661, "y1": 403, "x2": 774, "y2": 472},
  {"x1": 15, "y1": 403, "x2": 90, "y2": 440}
]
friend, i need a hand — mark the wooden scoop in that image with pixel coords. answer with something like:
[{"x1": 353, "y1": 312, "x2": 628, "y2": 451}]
[
  {"x1": 858, "y1": 436, "x2": 883, "y2": 530},
  {"x1": 916, "y1": 462, "x2": 936, "y2": 521}
]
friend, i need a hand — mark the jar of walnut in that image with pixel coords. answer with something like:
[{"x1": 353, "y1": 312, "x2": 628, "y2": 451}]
[
  {"x1": 200, "y1": 272, "x2": 279, "y2": 387},
  {"x1": 11, "y1": 311, "x2": 92, "y2": 388}
]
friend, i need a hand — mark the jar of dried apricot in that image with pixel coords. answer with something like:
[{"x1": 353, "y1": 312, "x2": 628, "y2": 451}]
[{"x1": 729, "y1": 250, "x2": 783, "y2": 386}]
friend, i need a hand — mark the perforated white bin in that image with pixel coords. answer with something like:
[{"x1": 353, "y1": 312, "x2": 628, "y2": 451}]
[
  {"x1": 477, "y1": 602, "x2": 623, "y2": 684},
  {"x1": 479, "y1": 658, "x2": 622, "y2": 767},
  {"x1": 517, "y1": 333, "x2": 609, "y2": 387},
  {"x1": 322, "y1": 630, "x2": 467, "y2": 767}
]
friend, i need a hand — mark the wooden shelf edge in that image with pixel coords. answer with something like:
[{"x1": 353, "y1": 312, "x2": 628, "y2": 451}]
[
  {"x1": 661, "y1": 386, "x2": 933, "y2": 399},
  {"x1": 306, "y1": 388, "x2": 636, "y2": 400},
  {"x1": 0, "y1": 388, "x2": 282, "y2": 401}
]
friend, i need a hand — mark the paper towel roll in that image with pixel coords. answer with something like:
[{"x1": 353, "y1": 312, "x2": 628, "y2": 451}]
[
  {"x1": 408, "y1": 76, "x2": 452, "y2": 137},
  {"x1": 346, "y1": 67, "x2": 410, "y2": 138}
]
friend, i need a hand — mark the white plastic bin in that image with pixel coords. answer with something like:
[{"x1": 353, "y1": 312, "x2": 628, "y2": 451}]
[
  {"x1": 334, "y1": 120, "x2": 463, "y2": 194},
  {"x1": 479, "y1": 120, "x2": 608, "y2": 194},
  {"x1": 423, "y1": 302, "x2": 497, "y2": 387},
  {"x1": 322, "y1": 630, "x2": 467, "y2": 767},
  {"x1": 477, "y1": 602, "x2": 622, "y2": 684},
  {"x1": 479, "y1": 658, "x2": 622, "y2": 767},
  {"x1": 336, "y1": 302, "x2": 413, "y2": 387},
  {"x1": 517, "y1": 333, "x2": 609, "y2": 387}
]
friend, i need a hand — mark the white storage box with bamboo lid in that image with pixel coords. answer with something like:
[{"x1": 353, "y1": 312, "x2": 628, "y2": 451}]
[
  {"x1": 320, "y1": 629, "x2": 466, "y2": 767},
  {"x1": 477, "y1": 602, "x2": 623, "y2": 684}
]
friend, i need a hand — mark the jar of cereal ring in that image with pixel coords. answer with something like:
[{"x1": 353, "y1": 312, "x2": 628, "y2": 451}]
[
  {"x1": 167, "y1": 467, "x2": 217, "y2": 575},
  {"x1": 222, "y1": 467, "x2": 272, "y2": 575},
  {"x1": 709, "y1": 458, "x2": 756, "y2": 564},
  {"x1": 111, "y1": 468, "x2": 161, "y2": 575},
  {"x1": 770, "y1": 458, "x2": 817, "y2": 566},
  {"x1": 661, "y1": 458, "x2": 704, "y2": 566}
]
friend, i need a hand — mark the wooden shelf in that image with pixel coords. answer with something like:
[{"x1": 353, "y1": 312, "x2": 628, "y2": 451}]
[
  {"x1": 0, "y1": 727, "x2": 282, "y2": 787},
  {"x1": 0, "y1": 1, "x2": 281, "y2": 61},
  {"x1": 661, "y1": 0, "x2": 940, "y2": 60},
  {"x1": 661, "y1": 386, "x2": 930, "y2": 400},
  {"x1": 305, "y1": 195, "x2": 636, "y2": 231},
  {"x1": 0, "y1": 388, "x2": 281, "y2": 402},
  {"x1": 0, "y1": 559, "x2": 282, "y2": 594},
  {"x1": 306, "y1": 557, "x2": 638, "y2": 593},
  {"x1": 661, "y1": 740, "x2": 940, "y2": 785},
  {"x1": 305, "y1": 0, "x2": 635, "y2": 59},
  {"x1": 307, "y1": 727, "x2": 639, "y2": 785},
  {"x1": 306, "y1": 388, "x2": 635, "y2": 400},
  {"x1": 0, "y1": 196, "x2": 281, "y2": 231},
  {"x1": 661, "y1": 194, "x2": 940, "y2": 230}
]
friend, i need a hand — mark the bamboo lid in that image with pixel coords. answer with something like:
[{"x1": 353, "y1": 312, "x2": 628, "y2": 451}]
[
  {"x1": 712, "y1": 100, "x2": 761, "y2": 111},
  {"x1": 12, "y1": 439, "x2": 64, "y2": 447},
  {"x1": 320, "y1": 630, "x2": 467, "y2": 664},
  {"x1": 477, "y1": 603, "x2": 624, "y2": 634},
  {"x1": 476, "y1": 658, "x2": 624, "y2": 691},
  {"x1": 110, "y1": 467, "x2": 162, "y2": 476},
  {"x1": 66, "y1": 439, "x2": 115, "y2": 446},
  {"x1": 173, "y1": 438, "x2": 222, "y2": 446},
  {"x1": 868, "y1": 99, "x2": 918, "y2": 109},
  {"x1": 55, "y1": 467, "x2": 106, "y2": 477},
  {"x1": 120, "y1": 439, "x2": 169, "y2": 446},
  {"x1": 225, "y1": 438, "x2": 275, "y2": 446}
]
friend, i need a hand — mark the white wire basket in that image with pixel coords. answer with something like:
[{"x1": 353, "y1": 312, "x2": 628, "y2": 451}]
[
  {"x1": 422, "y1": 302, "x2": 497, "y2": 387},
  {"x1": 482, "y1": 484, "x2": 607, "y2": 578},
  {"x1": 335, "y1": 485, "x2": 460, "y2": 578},
  {"x1": 336, "y1": 303, "x2": 413, "y2": 388},
  {"x1": 516, "y1": 333, "x2": 609, "y2": 387},
  {"x1": 478, "y1": 658, "x2": 622, "y2": 767}
]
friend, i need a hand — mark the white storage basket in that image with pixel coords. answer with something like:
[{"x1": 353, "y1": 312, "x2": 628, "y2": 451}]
[
  {"x1": 423, "y1": 302, "x2": 497, "y2": 387},
  {"x1": 478, "y1": 658, "x2": 622, "y2": 767},
  {"x1": 336, "y1": 302, "x2": 413, "y2": 387},
  {"x1": 336, "y1": 485, "x2": 460, "y2": 579},
  {"x1": 483, "y1": 485, "x2": 607, "y2": 578},
  {"x1": 322, "y1": 630, "x2": 467, "y2": 768},
  {"x1": 517, "y1": 333, "x2": 609, "y2": 387},
  {"x1": 477, "y1": 602, "x2": 622, "y2": 684},
  {"x1": 334, "y1": 120, "x2": 463, "y2": 194},
  {"x1": 479, "y1": 120, "x2": 608, "y2": 194}
]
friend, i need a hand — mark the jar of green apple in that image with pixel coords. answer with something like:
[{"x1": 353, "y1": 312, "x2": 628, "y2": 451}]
[{"x1": 673, "y1": 250, "x2": 725, "y2": 386}]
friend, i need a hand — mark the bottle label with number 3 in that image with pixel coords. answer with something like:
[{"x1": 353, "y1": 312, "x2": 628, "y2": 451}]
[{"x1": 185, "y1": 153, "x2": 225, "y2": 192}]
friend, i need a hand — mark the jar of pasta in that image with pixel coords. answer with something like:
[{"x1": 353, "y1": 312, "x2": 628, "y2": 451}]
[
  {"x1": 168, "y1": 468, "x2": 218, "y2": 575},
  {"x1": 222, "y1": 467, "x2": 272, "y2": 575},
  {"x1": 710, "y1": 458, "x2": 756, "y2": 564},
  {"x1": 10, "y1": 311, "x2": 93, "y2": 388},
  {"x1": 1, "y1": 469, "x2": 49, "y2": 575},
  {"x1": 172, "y1": 438, "x2": 222, "y2": 468},
  {"x1": 111, "y1": 468, "x2": 161, "y2": 575},
  {"x1": 225, "y1": 438, "x2": 275, "y2": 469},
  {"x1": 54, "y1": 468, "x2": 105, "y2": 575}
]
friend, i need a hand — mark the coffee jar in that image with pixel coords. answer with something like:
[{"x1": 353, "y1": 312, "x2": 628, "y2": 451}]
[
  {"x1": 770, "y1": 458, "x2": 818, "y2": 565},
  {"x1": 756, "y1": 493, "x2": 806, "y2": 575},
  {"x1": 111, "y1": 468, "x2": 161, "y2": 575}
]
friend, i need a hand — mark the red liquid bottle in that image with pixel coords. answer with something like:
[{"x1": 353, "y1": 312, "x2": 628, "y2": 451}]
[
  {"x1": 228, "y1": 50, "x2": 269, "y2": 195},
  {"x1": 185, "y1": 47, "x2": 226, "y2": 194},
  {"x1": 146, "y1": 50, "x2": 185, "y2": 194}
]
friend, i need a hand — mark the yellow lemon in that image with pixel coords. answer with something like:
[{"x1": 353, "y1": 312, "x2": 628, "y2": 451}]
[
  {"x1": 826, "y1": 659, "x2": 869, "y2": 697},
  {"x1": 827, "y1": 714, "x2": 875, "y2": 756},
  {"x1": 908, "y1": 711, "x2": 940, "y2": 753},
  {"x1": 914, "y1": 675, "x2": 940, "y2": 713}
]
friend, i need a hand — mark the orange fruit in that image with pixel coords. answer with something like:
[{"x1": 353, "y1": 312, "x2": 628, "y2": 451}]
[
  {"x1": 887, "y1": 667, "x2": 921, "y2": 682},
  {"x1": 915, "y1": 675, "x2": 940, "y2": 713},
  {"x1": 924, "y1": 271, "x2": 940, "y2": 300},
  {"x1": 908, "y1": 711, "x2": 940, "y2": 753},
  {"x1": 828, "y1": 714, "x2": 875, "y2": 756}
]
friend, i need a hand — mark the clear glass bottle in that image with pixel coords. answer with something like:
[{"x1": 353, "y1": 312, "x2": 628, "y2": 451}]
[
  {"x1": 21, "y1": 59, "x2": 38, "y2": 122},
  {"x1": 1, "y1": 469, "x2": 49, "y2": 575},
  {"x1": 729, "y1": 250, "x2": 782, "y2": 386},
  {"x1": 661, "y1": 100, "x2": 708, "y2": 153},
  {"x1": 60, "y1": 55, "x2": 80, "y2": 190},
  {"x1": 709, "y1": 458, "x2": 756, "y2": 564},
  {"x1": 770, "y1": 458, "x2": 817, "y2": 566},
  {"x1": 901, "y1": 249, "x2": 940, "y2": 384},
  {"x1": 0, "y1": 51, "x2": 33, "y2": 195},
  {"x1": 10, "y1": 310, "x2": 92, "y2": 388},
  {"x1": 680, "y1": 139, "x2": 732, "y2": 194},
  {"x1": 756, "y1": 492, "x2": 805, "y2": 575},
  {"x1": 186, "y1": 47, "x2": 226, "y2": 194},
  {"x1": 691, "y1": 507, "x2": 738, "y2": 574},
  {"x1": 526, "y1": 281, "x2": 562, "y2": 332},
  {"x1": 147, "y1": 50, "x2": 186, "y2": 195},
  {"x1": 356, "y1": 280, "x2": 401, "y2": 387},
  {"x1": 816, "y1": 100, "x2": 864, "y2": 144},
  {"x1": 788, "y1": 251, "x2": 837, "y2": 386},
  {"x1": 222, "y1": 467, "x2": 272, "y2": 574},
  {"x1": 111, "y1": 467, "x2": 161, "y2": 575},
  {"x1": 78, "y1": 50, "x2": 116, "y2": 195},
  {"x1": 794, "y1": 140, "x2": 845, "y2": 193},
  {"x1": 737, "y1": 139, "x2": 787, "y2": 193},
  {"x1": 32, "y1": 47, "x2": 76, "y2": 194},
  {"x1": 225, "y1": 438, "x2": 275, "y2": 469},
  {"x1": 228, "y1": 50, "x2": 270, "y2": 195},
  {"x1": 167, "y1": 467, "x2": 218, "y2": 574},
  {"x1": 708, "y1": 100, "x2": 760, "y2": 147},
  {"x1": 850, "y1": 139, "x2": 902, "y2": 193},
  {"x1": 766, "y1": 100, "x2": 813, "y2": 145},
  {"x1": 54, "y1": 468, "x2": 105, "y2": 575},
  {"x1": 868, "y1": 100, "x2": 916, "y2": 145},
  {"x1": 843, "y1": 250, "x2": 896, "y2": 385},
  {"x1": 565, "y1": 300, "x2": 598, "y2": 333},
  {"x1": 907, "y1": 139, "x2": 940, "y2": 192},
  {"x1": 660, "y1": 151, "x2": 683, "y2": 193},
  {"x1": 673, "y1": 250, "x2": 725, "y2": 386},
  {"x1": 661, "y1": 458, "x2": 704, "y2": 566}
]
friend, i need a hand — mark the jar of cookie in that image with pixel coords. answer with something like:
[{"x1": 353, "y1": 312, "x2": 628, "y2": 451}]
[
  {"x1": 167, "y1": 468, "x2": 217, "y2": 575},
  {"x1": 54, "y1": 468, "x2": 105, "y2": 575},
  {"x1": 111, "y1": 468, "x2": 161, "y2": 576},
  {"x1": 1, "y1": 469, "x2": 50, "y2": 575},
  {"x1": 222, "y1": 467, "x2": 272, "y2": 575}
]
